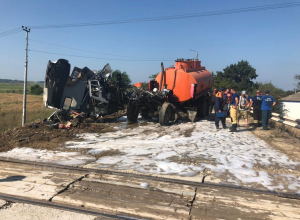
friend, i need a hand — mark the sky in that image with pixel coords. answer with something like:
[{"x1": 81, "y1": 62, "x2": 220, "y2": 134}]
[{"x1": 0, "y1": 0, "x2": 299, "y2": 90}]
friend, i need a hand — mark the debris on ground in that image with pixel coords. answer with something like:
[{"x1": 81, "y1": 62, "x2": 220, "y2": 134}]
[{"x1": 0, "y1": 112, "x2": 126, "y2": 152}]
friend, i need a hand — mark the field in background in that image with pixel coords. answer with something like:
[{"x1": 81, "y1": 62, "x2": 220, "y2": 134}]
[
  {"x1": 0, "y1": 93, "x2": 54, "y2": 133},
  {"x1": 0, "y1": 83, "x2": 44, "y2": 93}
]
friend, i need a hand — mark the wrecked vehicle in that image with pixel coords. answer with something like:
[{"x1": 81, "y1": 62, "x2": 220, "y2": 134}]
[
  {"x1": 127, "y1": 59, "x2": 213, "y2": 126},
  {"x1": 43, "y1": 59, "x2": 126, "y2": 127}
]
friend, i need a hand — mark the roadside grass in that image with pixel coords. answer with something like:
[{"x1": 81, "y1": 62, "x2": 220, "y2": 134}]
[
  {"x1": 0, "y1": 83, "x2": 44, "y2": 93},
  {"x1": 0, "y1": 93, "x2": 54, "y2": 133}
]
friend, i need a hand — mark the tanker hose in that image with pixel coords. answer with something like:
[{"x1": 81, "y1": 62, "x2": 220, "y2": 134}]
[{"x1": 171, "y1": 70, "x2": 177, "y2": 91}]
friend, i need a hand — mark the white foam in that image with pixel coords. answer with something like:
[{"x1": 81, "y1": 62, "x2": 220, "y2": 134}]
[
  {"x1": 0, "y1": 147, "x2": 95, "y2": 165},
  {"x1": 64, "y1": 120, "x2": 300, "y2": 192}
]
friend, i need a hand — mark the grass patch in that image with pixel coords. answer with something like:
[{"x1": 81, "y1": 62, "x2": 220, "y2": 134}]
[
  {"x1": 0, "y1": 83, "x2": 44, "y2": 94},
  {"x1": 0, "y1": 93, "x2": 54, "y2": 133}
]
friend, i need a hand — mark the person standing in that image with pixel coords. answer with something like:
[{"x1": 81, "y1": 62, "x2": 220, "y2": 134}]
[
  {"x1": 210, "y1": 89, "x2": 217, "y2": 113},
  {"x1": 214, "y1": 88, "x2": 227, "y2": 129},
  {"x1": 250, "y1": 90, "x2": 262, "y2": 128},
  {"x1": 229, "y1": 88, "x2": 239, "y2": 132},
  {"x1": 246, "y1": 92, "x2": 251, "y2": 103},
  {"x1": 238, "y1": 91, "x2": 249, "y2": 126},
  {"x1": 261, "y1": 90, "x2": 276, "y2": 130},
  {"x1": 225, "y1": 89, "x2": 232, "y2": 117}
]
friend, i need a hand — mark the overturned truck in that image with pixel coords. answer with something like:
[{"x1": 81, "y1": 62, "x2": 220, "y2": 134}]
[
  {"x1": 127, "y1": 59, "x2": 213, "y2": 126},
  {"x1": 44, "y1": 59, "x2": 126, "y2": 126}
]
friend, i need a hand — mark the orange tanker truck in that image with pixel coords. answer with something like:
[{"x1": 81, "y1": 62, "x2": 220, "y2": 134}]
[{"x1": 127, "y1": 58, "x2": 213, "y2": 125}]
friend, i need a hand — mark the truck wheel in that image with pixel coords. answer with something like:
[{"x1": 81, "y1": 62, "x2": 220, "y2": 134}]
[
  {"x1": 198, "y1": 101, "x2": 207, "y2": 118},
  {"x1": 159, "y1": 102, "x2": 173, "y2": 126},
  {"x1": 127, "y1": 102, "x2": 138, "y2": 122}
]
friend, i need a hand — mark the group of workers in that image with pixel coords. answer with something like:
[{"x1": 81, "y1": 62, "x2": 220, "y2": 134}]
[{"x1": 211, "y1": 88, "x2": 276, "y2": 132}]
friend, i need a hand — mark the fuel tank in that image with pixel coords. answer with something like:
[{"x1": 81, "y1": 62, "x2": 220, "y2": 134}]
[{"x1": 155, "y1": 59, "x2": 213, "y2": 103}]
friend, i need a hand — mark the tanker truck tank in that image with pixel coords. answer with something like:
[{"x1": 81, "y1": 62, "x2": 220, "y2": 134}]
[
  {"x1": 155, "y1": 59, "x2": 213, "y2": 103},
  {"x1": 127, "y1": 59, "x2": 213, "y2": 126}
]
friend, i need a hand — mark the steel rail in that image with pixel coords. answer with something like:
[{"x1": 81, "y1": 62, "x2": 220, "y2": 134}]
[
  {"x1": 0, "y1": 157, "x2": 299, "y2": 200},
  {"x1": 0, "y1": 192, "x2": 143, "y2": 220}
]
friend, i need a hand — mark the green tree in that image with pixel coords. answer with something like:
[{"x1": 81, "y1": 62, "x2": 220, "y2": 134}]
[
  {"x1": 212, "y1": 60, "x2": 258, "y2": 93},
  {"x1": 97, "y1": 69, "x2": 132, "y2": 89},
  {"x1": 223, "y1": 60, "x2": 258, "y2": 93},
  {"x1": 140, "y1": 82, "x2": 149, "y2": 89},
  {"x1": 110, "y1": 70, "x2": 132, "y2": 88},
  {"x1": 149, "y1": 73, "x2": 159, "y2": 80},
  {"x1": 30, "y1": 84, "x2": 43, "y2": 95},
  {"x1": 212, "y1": 71, "x2": 238, "y2": 91}
]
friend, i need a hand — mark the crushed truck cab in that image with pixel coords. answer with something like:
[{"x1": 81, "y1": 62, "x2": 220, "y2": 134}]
[{"x1": 44, "y1": 59, "x2": 125, "y2": 125}]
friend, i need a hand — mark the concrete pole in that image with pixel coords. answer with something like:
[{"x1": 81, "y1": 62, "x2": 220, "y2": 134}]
[{"x1": 22, "y1": 27, "x2": 30, "y2": 127}]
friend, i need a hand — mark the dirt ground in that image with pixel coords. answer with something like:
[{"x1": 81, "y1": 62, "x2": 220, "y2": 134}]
[
  {"x1": 208, "y1": 112, "x2": 300, "y2": 162},
  {"x1": 252, "y1": 126, "x2": 300, "y2": 161},
  {"x1": 0, "y1": 112, "x2": 128, "y2": 153}
]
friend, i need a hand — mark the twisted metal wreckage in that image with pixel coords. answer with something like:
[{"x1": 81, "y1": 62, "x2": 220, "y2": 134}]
[
  {"x1": 43, "y1": 59, "x2": 126, "y2": 128},
  {"x1": 43, "y1": 58, "x2": 213, "y2": 128}
]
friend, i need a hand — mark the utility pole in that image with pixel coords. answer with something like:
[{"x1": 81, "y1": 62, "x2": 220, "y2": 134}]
[
  {"x1": 22, "y1": 26, "x2": 30, "y2": 127},
  {"x1": 190, "y1": 49, "x2": 198, "y2": 60}
]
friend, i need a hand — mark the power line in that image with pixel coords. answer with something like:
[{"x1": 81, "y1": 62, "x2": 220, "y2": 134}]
[
  {"x1": 1, "y1": 2, "x2": 300, "y2": 37},
  {"x1": 29, "y1": 49, "x2": 174, "y2": 61},
  {"x1": 0, "y1": 27, "x2": 23, "y2": 38},
  {"x1": 29, "y1": 39, "x2": 174, "y2": 60},
  {"x1": 0, "y1": 27, "x2": 22, "y2": 35},
  {"x1": 28, "y1": 2, "x2": 300, "y2": 30}
]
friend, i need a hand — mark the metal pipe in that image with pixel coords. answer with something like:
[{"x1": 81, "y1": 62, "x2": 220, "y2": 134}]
[
  {"x1": 159, "y1": 62, "x2": 164, "y2": 91},
  {"x1": 190, "y1": 49, "x2": 198, "y2": 60}
]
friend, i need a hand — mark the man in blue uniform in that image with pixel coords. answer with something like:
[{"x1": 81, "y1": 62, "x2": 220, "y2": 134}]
[
  {"x1": 250, "y1": 90, "x2": 262, "y2": 128},
  {"x1": 261, "y1": 90, "x2": 276, "y2": 130},
  {"x1": 229, "y1": 87, "x2": 239, "y2": 132},
  {"x1": 214, "y1": 88, "x2": 227, "y2": 129}
]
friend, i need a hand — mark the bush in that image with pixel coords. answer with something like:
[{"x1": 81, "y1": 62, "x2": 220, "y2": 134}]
[{"x1": 30, "y1": 84, "x2": 43, "y2": 95}]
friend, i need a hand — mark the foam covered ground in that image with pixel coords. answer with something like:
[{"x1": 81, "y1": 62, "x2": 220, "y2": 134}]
[
  {"x1": 66, "y1": 120, "x2": 300, "y2": 193},
  {"x1": 1, "y1": 119, "x2": 299, "y2": 193},
  {"x1": 0, "y1": 147, "x2": 95, "y2": 165}
]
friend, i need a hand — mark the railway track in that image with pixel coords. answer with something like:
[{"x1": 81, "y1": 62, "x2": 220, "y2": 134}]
[
  {"x1": 0, "y1": 157, "x2": 299, "y2": 219},
  {"x1": 0, "y1": 157, "x2": 299, "y2": 200},
  {"x1": 0, "y1": 192, "x2": 138, "y2": 220}
]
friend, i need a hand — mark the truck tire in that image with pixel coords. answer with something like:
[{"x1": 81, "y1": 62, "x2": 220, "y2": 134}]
[
  {"x1": 159, "y1": 102, "x2": 173, "y2": 126},
  {"x1": 127, "y1": 102, "x2": 138, "y2": 122}
]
